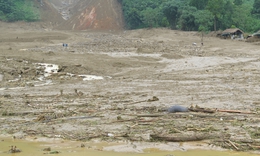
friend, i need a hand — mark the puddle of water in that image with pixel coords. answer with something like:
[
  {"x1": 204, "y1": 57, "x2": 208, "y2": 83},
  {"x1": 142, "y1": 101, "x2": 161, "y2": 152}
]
[
  {"x1": 36, "y1": 63, "x2": 59, "y2": 77},
  {"x1": 0, "y1": 63, "x2": 107, "y2": 91},
  {"x1": 35, "y1": 63, "x2": 106, "y2": 81},
  {"x1": 0, "y1": 137, "x2": 258, "y2": 156},
  {"x1": 79, "y1": 74, "x2": 104, "y2": 81}
]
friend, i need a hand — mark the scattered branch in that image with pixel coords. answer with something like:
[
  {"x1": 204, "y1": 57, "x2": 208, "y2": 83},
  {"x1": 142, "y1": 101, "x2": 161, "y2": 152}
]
[
  {"x1": 228, "y1": 140, "x2": 239, "y2": 150},
  {"x1": 217, "y1": 109, "x2": 255, "y2": 114}
]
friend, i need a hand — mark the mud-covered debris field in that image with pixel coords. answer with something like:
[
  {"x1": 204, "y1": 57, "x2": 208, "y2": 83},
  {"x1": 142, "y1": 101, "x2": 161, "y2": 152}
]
[{"x1": 1, "y1": 26, "x2": 260, "y2": 152}]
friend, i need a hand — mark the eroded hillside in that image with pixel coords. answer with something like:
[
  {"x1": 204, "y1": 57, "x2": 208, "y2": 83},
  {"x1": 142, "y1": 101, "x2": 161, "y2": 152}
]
[{"x1": 37, "y1": 0, "x2": 124, "y2": 30}]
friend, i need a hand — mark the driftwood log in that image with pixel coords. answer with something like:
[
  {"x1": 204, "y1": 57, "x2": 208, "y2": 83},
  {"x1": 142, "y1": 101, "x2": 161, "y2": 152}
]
[
  {"x1": 188, "y1": 105, "x2": 255, "y2": 114},
  {"x1": 150, "y1": 133, "x2": 213, "y2": 142}
]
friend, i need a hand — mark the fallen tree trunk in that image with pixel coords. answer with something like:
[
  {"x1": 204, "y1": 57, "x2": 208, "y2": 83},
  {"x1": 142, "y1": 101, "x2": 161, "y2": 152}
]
[{"x1": 150, "y1": 133, "x2": 212, "y2": 142}]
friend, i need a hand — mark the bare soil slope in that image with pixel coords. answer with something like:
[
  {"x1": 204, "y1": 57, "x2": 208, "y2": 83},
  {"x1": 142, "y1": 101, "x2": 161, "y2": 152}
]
[{"x1": 37, "y1": 0, "x2": 124, "y2": 30}]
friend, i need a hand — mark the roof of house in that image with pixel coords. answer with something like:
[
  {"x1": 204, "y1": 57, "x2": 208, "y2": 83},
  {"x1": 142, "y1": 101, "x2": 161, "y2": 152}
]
[
  {"x1": 222, "y1": 28, "x2": 244, "y2": 34},
  {"x1": 253, "y1": 30, "x2": 260, "y2": 36},
  {"x1": 253, "y1": 33, "x2": 260, "y2": 36}
]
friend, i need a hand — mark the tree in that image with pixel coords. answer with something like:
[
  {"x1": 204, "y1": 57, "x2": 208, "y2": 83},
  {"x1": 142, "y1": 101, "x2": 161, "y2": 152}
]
[
  {"x1": 252, "y1": 0, "x2": 260, "y2": 18},
  {"x1": 162, "y1": 0, "x2": 184, "y2": 29},
  {"x1": 119, "y1": 0, "x2": 259, "y2": 32},
  {"x1": 124, "y1": 8, "x2": 143, "y2": 29},
  {"x1": 206, "y1": 0, "x2": 224, "y2": 31},
  {"x1": 0, "y1": 0, "x2": 39, "y2": 22},
  {"x1": 121, "y1": 0, "x2": 164, "y2": 29},
  {"x1": 189, "y1": 0, "x2": 209, "y2": 10},
  {"x1": 194, "y1": 10, "x2": 214, "y2": 31},
  {"x1": 234, "y1": 0, "x2": 243, "y2": 5},
  {"x1": 233, "y1": 2, "x2": 260, "y2": 32},
  {"x1": 141, "y1": 7, "x2": 159, "y2": 28},
  {"x1": 220, "y1": 0, "x2": 235, "y2": 30},
  {"x1": 178, "y1": 6, "x2": 197, "y2": 31},
  {"x1": 0, "y1": 0, "x2": 14, "y2": 14}
]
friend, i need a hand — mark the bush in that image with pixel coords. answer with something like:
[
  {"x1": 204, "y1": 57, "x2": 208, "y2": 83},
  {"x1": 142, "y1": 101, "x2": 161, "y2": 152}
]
[{"x1": 231, "y1": 25, "x2": 237, "y2": 28}]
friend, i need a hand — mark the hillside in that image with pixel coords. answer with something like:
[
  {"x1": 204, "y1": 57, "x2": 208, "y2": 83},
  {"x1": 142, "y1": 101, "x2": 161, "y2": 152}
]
[{"x1": 37, "y1": 0, "x2": 124, "y2": 30}]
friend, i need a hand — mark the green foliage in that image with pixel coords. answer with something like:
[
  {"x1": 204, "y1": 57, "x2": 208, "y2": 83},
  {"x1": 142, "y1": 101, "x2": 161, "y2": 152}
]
[
  {"x1": 234, "y1": 0, "x2": 243, "y2": 5},
  {"x1": 161, "y1": 17, "x2": 170, "y2": 27},
  {"x1": 141, "y1": 7, "x2": 162, "y2": 28},
  {"x1": 198, "y1": 25, "x2": 206, "y2": 32},
  {"x1": 162, "y1": 0, "x2": 183, "y2": 29},
  {"x1": 0, "y1": 0, "x2": 39, "y2": 22},
  {"x1": 252, "y1": 0, "x2": 260, "y2": 18},
  {"x1": 122, "y1": 0, "x2": 168, "y2": 29},
  {"x1": 232, "y1": 1, "x2": 260, "y2": 32},
  {"x1": 120, "y1": 0, "x2": 260, "y2": 33},
  {"x1": 189, "y1": 0, "x2": 209, "y2": 10},
  {"x1": 194, "y1": 10, "x2": 214, "y2": 31},
  {"x1": 178, "y1": 6, "x2": 197, "y2": 31},
  {"x1": 206, "y1": 0, "x2": 225, "y2": 31}
]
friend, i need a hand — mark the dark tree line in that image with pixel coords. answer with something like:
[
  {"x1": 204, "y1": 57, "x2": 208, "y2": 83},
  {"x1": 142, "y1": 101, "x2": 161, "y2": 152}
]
[
  {"x1": 0, "y1": 0, "x2": 39, "y2": 22},
  {"x1": 119, "y1": 0, "x2": 260, "y2": 33}
]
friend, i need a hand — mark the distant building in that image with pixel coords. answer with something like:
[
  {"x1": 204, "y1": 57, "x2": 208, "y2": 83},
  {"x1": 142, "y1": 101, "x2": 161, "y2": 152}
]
[
  {"x1": 252, "y1": 31, "x2": 260, "y2": 37},
  {"x1": 221, "y1": 28, "x2": 244, "y2": 39},
  {"x1": 246, "y1": 30, "x2": 260, "y2": 42}
]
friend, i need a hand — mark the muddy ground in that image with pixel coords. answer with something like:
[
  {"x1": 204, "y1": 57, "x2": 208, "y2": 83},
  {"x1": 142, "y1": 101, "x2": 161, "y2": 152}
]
[{"x1": 1, "y1": 22, "x2": 260, "y2": 153}]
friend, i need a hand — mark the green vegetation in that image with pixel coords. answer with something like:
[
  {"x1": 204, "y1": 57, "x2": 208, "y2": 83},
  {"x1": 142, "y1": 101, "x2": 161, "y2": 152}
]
[
  {"x1": 0, "y1": 0, "x2": 39, "y2": 22},
  {"x1": 119, "y1": 0, "x2": 260, "y2": 32}
]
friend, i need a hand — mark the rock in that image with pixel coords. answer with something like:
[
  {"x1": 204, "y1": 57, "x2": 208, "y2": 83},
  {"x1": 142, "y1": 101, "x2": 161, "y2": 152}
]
[
  {"x1": 43, "y1": 147, "x2": 51, "y2": 151},
  {"x1": 168, "y1": 105, "x2": 189, "y2": 113}
]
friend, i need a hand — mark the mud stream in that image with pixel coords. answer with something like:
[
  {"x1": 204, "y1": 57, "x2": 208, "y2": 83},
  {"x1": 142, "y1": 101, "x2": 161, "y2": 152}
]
[{"x1": 0, "y1": 137, "x2": 258, "y2": 156}]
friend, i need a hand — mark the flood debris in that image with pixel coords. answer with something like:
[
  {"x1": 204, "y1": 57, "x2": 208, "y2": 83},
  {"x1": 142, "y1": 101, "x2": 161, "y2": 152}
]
[
  {"x1": 49, "y1": 150, "x2": 60, "y2": 154},
  {"x1": 9, "y1": 145, "x2": 21, "y2": 153},
  {"x1": 150, "y1": 133, "x2": 212, "y2": 142},
  {"x1": 80, "y1": 143, "x2": 85, "y2": 148},
  {"x1": 126, "y1": 96, "x2": 159, "y2": 105},
  {"x1": 43, "y1": 147, "x2": 51, "y2": 151},
  {"x1": 214, "y1": 138, "x2": 260, "y2": 151},
  {"x1": 74, "y1": 89, "x2": 84, "y2": 96},
  {"x1": 147, "y1": 96, "x2": 159, "y2": 102},
  {"x1": 216, "y1": 109, "x2": 255, "y2": 114},
  {"x1": 36, "y1": 63, "x2": 59, "y2": 77},
  {"x1": 188, "y1": 105, "x2": 215, "y2": 113},
  {"x1": 1, "y1": 26, "x2": 260, "y2": 154}
]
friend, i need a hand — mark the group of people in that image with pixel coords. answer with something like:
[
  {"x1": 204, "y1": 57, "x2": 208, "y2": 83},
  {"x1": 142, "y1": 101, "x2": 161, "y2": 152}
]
[{"x1": 62, "y1": 43, "x2": 68, "y2": 47}]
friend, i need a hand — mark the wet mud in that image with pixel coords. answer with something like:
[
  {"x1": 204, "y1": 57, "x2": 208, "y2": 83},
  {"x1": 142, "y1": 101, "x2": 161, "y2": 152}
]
[
  {"x1": 0, "y1": 137, "x2": 259, "y2": 156},
  {"x1": 0, "y1": 24, "x2": 260, "y2": 154}
]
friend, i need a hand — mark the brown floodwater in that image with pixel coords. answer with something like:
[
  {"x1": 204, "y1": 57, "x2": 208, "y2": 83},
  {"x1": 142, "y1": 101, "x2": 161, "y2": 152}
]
[{"x1": 0, "y1": 137, "x2": 258, "y2": 156}]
